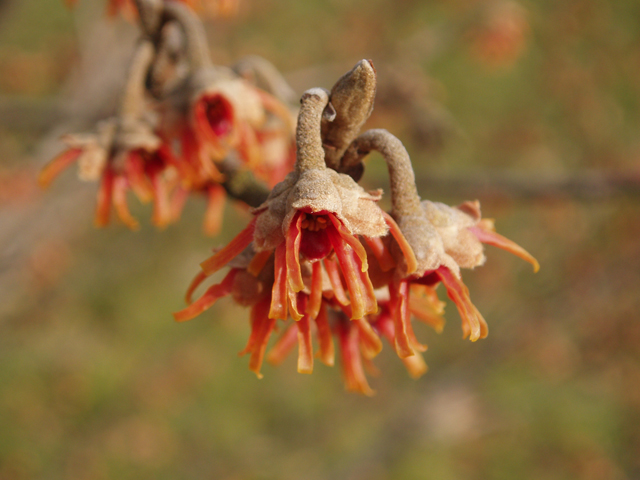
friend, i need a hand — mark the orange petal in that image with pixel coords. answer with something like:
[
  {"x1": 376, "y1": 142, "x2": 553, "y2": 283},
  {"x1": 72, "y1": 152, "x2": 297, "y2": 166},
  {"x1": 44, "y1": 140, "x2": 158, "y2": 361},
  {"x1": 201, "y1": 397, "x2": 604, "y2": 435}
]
[
  {"x1": 94, "y1": 168, "x2": 114, "y2": 228},
  {"x1": 285, "y1": 211, "x2": 305, "y2": 292},
  {"x1": 328, "y1": 228, "x2": 377, "y2": 319},
  {"x1": 112, "y1": 176, "x2": 140, "y2": 230},
  {"x1": 266, "y1": 322, "x2": 298, "y2": 366},
  {"x1": 287, "y1": 290, "x2": 303, "y2": 321},
  {"x1": 323, "y1": 258, "x2": 350, "y2": 306},
  {"x1": 337, "y1": 320, "x2": 374, "y2": 396},
  {"x1": 239, "y1": 296, "x2": 269, "y2": 356},
  {"x1": 150, "y1": 172, "x2": 171, "y2": 228},
  {"x1": 401, "y1": 352, "x2": 429, "y2": 379},
  {"x1": 269, "y1": 242, "x2": 288, "y2": 320},
  {"x1": 469, "y1": 226, "x2": 540, "y2": 273},
  {"x1": 185, "y1": 270, "x2": 209, "y2": 304},
  {"x1": 305, "y1": 261, "x2": 323, "y2": 320},
  {"x1": 296, "y1": 314, "x2": 314, "y2": 374},
  {"x1": 237, "y1": 121, "x2": 262, "y2": 168},
  {"x1": 124, "y1": 151, "x2": 153, "y2": 202},
  {"x1": 247, "y1": 250, "x2": 272, "y2": 277},
  {"x1": 355, "y1": 252, "x2": 378, "y2": 317},
  {"x1": 354, "y1": 318, "x2": 382, "y2": 360},
  {"x1": 436, "y1": 266, "x2": 488, "y2": 342},
  {"x1": 389, "y1": 279, "x2": 415, "y2": 358},
  {"x1": 382, "y1": 211, "x2": 418, "y2": 275},
  {"x1": 200, "y1": 217, "x2": 256, "y2": 275},
  {"x1": 173, "y1": 269, "x2": 238, "y2": 322},
  {"x1": 203, "y1": 184, "x2": 226, "y2": 236},
  {"x1": 409, "y1": 286, "x2": 446, "y2": 333},
  {"x1": 38, "y1": 148, "x2": 83, "y2": 188},
  {"x1": 314, "y1": 302, "x2": 335, "y2": 366},
  {"x1": 327, "y1": 213, "x2": 368, "y2": 271},
  {"x1": 328, "y1": 228, "x2": 365, "y2": 319},
  {"x1": 363, "y1": 236, "x2": 395, "y2": 272},
  {"x1": 242, "y1": 297, "x2": 277, "y2": 379}
]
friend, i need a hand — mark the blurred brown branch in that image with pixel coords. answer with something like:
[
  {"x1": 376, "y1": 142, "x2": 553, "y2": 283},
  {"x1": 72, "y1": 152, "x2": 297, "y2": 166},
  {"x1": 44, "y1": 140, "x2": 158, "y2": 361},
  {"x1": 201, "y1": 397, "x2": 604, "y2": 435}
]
[{"x1": 415, "y1": 170, "x2": 640, "y2": 201}]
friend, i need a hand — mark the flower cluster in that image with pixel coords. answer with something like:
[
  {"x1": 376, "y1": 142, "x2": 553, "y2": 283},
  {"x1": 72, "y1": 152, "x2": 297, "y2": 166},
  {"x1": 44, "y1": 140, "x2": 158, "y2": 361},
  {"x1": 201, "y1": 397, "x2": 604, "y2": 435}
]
[
  {"x1": 41, "y1": 2, "x2": 294, "y2": 234},
  {"x1": 176, "y1": 60, "x2": 538, "y2": 395}
]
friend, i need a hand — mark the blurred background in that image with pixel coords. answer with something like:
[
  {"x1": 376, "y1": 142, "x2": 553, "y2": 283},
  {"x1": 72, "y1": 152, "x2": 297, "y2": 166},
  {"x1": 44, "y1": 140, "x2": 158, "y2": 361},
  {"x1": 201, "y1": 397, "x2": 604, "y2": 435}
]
[{"x1": 1, "y1": 0, "x2": 639, "y2": 478}]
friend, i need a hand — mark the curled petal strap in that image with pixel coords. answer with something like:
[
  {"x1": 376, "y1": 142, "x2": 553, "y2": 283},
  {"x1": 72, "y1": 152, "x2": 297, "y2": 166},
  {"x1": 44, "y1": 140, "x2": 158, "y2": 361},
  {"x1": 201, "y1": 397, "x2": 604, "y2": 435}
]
[
  {"x1": 305, "y1": 261, "x2": 323, "y2": 320},
  {"x1": 409, "y1": 284, "x2": 446, "y2": 332},
  {"x1": 185, "y1": 270, "x2": 209, "y2": 304},
  {"x1": 240, "y1": 296, "x2": 276, "y2": 379},
  {"x1": 200, "y1": 217, "x2": 257, "y2": 275},
  {"x1": 286, "y1": 211, "x2": 305, "y2": 292},
  {"x1": 389, "y1": 279, "x2": 415, "y2": 358},
  {"x1": 94, "y1": 168, "x2": 114, "y2": 227},
  {"x1": 173, "y1": 269, "x2": 238, "y2": 322},
  {"x1": 328, "y1": 227, "x2": 376, "y2": 320},
  {"x1": 296, "y1": 314, "x2": 314, "y2": 374},
  {"x1": 354, "y1": 318, "x2": 383, "y2": 360},
  {"x1": 38, "y1": 148, "x2": 83, "y2": 188},
  {"x1": 327, "y1": 213, "x2": 368, "y2": 272},
  {"x1": 113, "y1": 176, "x2": 140, "y2": 230},
  {"x1": 203, "y1": 184, "x2": 226, "y2": 236},
  {"x1": 247, "y1": 250, "x2": 272, "y2": 277},
  {"x1": 401, "y1": 353, "x2": 428, "y2": 379},
  {"x1": 315, "y1": 303, "x2": 335, "y2": 366},
  {"x1": 267, "y1": 322, "x2": 298, "y2": 366},
  {"x1": 436, "y1": 266, "x2": 488, "y2": 342},
  {"x1": 269, "y1": 242, "x2": 288, "y2": 320},
  {"x1": 382, "y1": 211, "x2": 418, "y2": 275},
  {"x1": 323, "y1": 258, "x2": 350, "y2": 306},
  {"x1": 337, "y1": 320, "x2": 374, "y2": 396},
  {"x1": 469, "y1": 226, "x2": 540, "y2": 273},
  {"x1": 125, "y1": 151, "x2": 153, "y2": 202},
  {"x1": 364, "y1": 236, "x2": 395, "y2": 272}
]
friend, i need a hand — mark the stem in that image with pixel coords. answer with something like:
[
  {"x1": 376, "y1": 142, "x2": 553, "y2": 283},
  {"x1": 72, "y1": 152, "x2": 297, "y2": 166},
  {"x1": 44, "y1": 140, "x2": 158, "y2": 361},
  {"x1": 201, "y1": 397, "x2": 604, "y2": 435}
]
[
  {"x1": 342, "y1": 129, "x2": 422, "y2": 217},
  {"x1": 119, "y1": 40, "x2": 155, "y2": 120},
  {"x1": 132, "y1": 0, "x2": 163, "y2": 39},
  {"x1": 163, "y1": 0, "x2": 212, "y2": 70},
  {"x1": 295, "y1": 88, "x2": 330, "y2": 172}
]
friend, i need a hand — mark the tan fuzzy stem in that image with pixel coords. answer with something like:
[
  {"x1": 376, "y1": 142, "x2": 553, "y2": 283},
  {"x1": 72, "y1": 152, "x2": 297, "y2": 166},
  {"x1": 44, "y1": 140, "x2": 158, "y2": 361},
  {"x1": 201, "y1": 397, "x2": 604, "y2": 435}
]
[
  {"x1": 321, "y1": 59, "x2": 377, "y2": 170},
  {"x1": 343, "y1": 129, "x2": 422, "y2": 217},
  {"x1": 344, "y1": 129, "x2": 448, "y2": 275},
  {"x1": 119, "y1": 41, "x2": 156, "y2": 120},
  {"x1": 163, "y1": 1, "x2": 212, "y2": 70},
  {"x1": 133, "y1": 0, "x2": 163, "y2": 37},
  {"x1": 295, "y1": 88, "x2": 330, "y2": 172}
]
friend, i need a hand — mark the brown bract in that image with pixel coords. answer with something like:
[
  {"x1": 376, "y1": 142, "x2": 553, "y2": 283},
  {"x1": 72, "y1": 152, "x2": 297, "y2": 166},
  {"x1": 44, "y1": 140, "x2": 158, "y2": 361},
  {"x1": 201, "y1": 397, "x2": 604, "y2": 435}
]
[
  {"x1": 252, "y1": 88, "x2": 388, "y2": 251},
  {"x1": 422, "y1": 200, "x2": 487, "y2": 269}
]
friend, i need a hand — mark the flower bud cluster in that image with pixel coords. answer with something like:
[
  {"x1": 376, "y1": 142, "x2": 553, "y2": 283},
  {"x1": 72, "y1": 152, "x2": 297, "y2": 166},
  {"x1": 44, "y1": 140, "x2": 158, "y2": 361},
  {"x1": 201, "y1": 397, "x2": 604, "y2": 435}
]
[
  {"x1": 41, "y1": 1, "x2": 295, "y2": 234},
  {"x1": 176, "y1": 59, "x2": 538, "y2": 395}
]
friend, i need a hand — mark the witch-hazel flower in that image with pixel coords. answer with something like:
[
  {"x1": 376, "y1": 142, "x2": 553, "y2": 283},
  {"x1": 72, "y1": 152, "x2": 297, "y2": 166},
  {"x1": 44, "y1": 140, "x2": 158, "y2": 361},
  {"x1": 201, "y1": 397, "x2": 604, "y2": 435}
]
[
  {"x1": 174, "y1": 86, "x2": 417, "y2": 380},
  {"x1": 39, "y1": 41, "x2": 176, "y2": 229},
  {"x1": 343, "y1": 127, "x2": 538, "y2": 356}
]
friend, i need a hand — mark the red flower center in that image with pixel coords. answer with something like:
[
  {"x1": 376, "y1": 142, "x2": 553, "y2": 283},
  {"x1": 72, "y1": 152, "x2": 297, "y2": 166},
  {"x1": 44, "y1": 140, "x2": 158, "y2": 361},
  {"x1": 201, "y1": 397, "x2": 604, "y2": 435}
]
[
  {"x1": 299, "y1": 213, "x2": 332, "y2": 261},
  {"x1": 202, "y1": 94, "x2": 234, "y2": 137}
]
